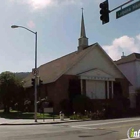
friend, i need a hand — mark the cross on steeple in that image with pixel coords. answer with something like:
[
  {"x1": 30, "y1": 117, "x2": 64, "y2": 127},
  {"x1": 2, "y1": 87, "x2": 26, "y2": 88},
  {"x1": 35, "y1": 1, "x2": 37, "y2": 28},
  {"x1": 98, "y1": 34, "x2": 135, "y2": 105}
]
[{"x1": 81, "y1": 8, "x2": 84, "y2": 13}]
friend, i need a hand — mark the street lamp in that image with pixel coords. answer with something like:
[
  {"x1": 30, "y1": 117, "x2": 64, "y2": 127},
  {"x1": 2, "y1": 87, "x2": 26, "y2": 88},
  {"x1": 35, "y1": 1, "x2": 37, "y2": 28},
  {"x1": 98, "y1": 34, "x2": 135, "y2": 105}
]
[{"x1": 11, "y1": 25, "x2": 38, "y2": 122}]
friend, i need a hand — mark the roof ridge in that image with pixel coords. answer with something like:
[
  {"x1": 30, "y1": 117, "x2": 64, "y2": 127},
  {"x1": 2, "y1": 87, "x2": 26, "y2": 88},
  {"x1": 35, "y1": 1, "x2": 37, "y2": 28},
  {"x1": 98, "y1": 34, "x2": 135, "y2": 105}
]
[{"x1": 116, "y1": 52, "x2": 140, "y2": 65}]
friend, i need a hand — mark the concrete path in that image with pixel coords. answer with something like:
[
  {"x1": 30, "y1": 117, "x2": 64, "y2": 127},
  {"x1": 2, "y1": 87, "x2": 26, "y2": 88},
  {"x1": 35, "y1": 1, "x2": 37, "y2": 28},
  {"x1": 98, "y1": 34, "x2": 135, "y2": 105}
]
[{"x1": 0, "y1": 118, "x2": 80, "y2": 125}]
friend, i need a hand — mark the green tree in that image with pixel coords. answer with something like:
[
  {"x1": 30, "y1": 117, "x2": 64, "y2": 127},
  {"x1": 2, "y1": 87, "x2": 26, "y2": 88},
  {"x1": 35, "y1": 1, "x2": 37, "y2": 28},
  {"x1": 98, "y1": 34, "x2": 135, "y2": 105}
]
[{"x1": 0, "y1": 71, "x2": 24, "y2": 113}]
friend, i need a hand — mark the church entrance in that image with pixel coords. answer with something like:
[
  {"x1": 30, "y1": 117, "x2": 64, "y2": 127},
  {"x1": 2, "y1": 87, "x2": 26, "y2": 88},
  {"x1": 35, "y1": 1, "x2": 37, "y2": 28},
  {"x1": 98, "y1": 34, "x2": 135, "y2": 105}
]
[
  {"x1": 113, "y1": 82, "x2": 123, "y2": 99},
  {"x1": 68, "y1": 79, "x2": 81, "y2": 112}
]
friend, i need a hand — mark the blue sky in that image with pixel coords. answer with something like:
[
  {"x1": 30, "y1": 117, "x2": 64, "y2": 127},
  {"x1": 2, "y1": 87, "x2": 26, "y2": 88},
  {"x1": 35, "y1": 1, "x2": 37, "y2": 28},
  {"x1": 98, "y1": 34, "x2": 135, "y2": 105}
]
[{"x1": 1, "y1": 0, "x2": 140, "y2": 72}]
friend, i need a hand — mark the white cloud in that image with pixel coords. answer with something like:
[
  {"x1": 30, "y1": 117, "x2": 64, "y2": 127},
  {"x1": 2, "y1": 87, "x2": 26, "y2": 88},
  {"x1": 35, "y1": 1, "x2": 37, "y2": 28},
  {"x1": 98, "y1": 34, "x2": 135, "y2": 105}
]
[
  {"x1": 103, "y1": 34, "x2": 140, "y2": 60},
  {"x1": 27, "y1": 0, "x2": 53, "y2": 10},
  {"x1": 136, "y1": 34, "x2": 140, "y2": 41},
  {"x1": 27, "y1": 20, "x2": 35, "y2": 29},
  {"x1": 10, "y1": 0, "x2": 83, "y2": 10}
]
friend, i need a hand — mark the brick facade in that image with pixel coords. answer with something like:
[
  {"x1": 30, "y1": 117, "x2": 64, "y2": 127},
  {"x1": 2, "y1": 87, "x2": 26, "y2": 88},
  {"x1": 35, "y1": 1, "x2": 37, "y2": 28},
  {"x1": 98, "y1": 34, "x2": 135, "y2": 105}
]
[
  {"x1": 25, "y1": 75, "x2": 129, "y2": 113},
  {"x1": 40, "y1": 75, "x2": 79, "y2": 113}
]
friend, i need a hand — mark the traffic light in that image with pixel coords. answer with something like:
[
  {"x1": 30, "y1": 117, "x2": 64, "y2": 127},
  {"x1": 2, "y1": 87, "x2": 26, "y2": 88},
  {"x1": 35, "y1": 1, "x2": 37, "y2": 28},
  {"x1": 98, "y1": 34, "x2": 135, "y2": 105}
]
[
  {"x1": 99, "y1": 0, "x2": 110, "y2": 24},
  {"x1": 39, "y1": 79, "x2": 43, "y2": 86},
  {"x1": 31, "y1": 78, "x2": 35, "y2": 87}
]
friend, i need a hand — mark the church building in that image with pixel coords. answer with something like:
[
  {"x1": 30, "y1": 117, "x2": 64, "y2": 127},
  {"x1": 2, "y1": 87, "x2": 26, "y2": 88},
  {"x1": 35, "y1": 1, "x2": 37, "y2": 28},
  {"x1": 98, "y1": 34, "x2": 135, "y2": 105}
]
[{"x1": 23, "y1": 10, "x2": 130, "y2": 112}]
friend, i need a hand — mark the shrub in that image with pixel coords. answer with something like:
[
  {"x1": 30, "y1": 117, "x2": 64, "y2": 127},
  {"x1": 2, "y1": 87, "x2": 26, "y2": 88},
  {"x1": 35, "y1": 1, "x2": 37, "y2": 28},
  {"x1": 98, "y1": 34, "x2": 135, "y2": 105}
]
[
  {"x1": 72, "y1": 95, "x2": 93, "y2": 114},
  {"x1": 70, "y1": 113, "x2": 89, "y2": 120},
  {"x1": 60, "y1": 99, "x2": 71, "y2": 114},
  {"x1": 108, "y1": 97, "x2": 130, "y2": 118},
  {"x1": 90, "y1": 109, "x2": 105, "y2": 120}
]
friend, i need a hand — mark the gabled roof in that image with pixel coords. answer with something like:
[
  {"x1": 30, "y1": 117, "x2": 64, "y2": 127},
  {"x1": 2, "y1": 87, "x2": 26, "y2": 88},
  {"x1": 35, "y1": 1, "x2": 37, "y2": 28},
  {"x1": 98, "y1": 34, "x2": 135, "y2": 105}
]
[
  {"x1": 115, "y1": 53, "x2": 140, "y2": 65},
  {"x1": 23, "y1": 43, "x2": 132, "y2": 88},
  {"x1": 23, "y1": 43, "x2": 97, "y2": 88},
  {"x1": 96, "y1": 44, "x2": 132, "y2": 86}
]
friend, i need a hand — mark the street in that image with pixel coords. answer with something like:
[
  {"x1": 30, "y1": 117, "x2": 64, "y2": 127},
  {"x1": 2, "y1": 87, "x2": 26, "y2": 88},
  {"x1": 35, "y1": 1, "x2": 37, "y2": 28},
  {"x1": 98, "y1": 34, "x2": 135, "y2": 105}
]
[{"x1": 0, "y1": 117, "x2": 140, "y2": 140}]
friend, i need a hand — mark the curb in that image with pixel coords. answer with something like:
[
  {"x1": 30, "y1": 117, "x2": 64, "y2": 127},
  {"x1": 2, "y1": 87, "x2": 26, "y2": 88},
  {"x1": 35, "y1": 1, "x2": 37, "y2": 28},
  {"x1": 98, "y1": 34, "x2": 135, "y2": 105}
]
[{"x1": 0, "y1": 119, "x2": 92, "y2": 126}]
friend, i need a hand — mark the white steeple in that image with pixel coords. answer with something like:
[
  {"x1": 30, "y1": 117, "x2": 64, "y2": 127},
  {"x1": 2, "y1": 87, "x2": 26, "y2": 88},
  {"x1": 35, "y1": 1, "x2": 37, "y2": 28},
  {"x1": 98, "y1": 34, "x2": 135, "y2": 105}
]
[{"x1": 78, "y1": 8, "x2": 88, "y2": 51}]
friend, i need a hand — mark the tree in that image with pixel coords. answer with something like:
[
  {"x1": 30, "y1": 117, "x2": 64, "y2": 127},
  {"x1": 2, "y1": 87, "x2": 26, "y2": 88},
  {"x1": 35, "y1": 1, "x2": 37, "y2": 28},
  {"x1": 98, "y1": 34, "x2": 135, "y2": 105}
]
[{"x1": 0, "y1": 71, "x2": 24, "y2": 113}]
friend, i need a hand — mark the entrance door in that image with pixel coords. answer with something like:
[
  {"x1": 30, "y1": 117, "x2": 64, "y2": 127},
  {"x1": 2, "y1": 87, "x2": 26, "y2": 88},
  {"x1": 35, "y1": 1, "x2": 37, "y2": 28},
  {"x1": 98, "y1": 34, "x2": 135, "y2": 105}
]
[
  {"x1": 68, "y1": 79, "x2": 81, "y2": 113},
  {"x1": 68, "y1": 79, "x2": 81, "y2": 100},
  {"x1": 86, "y1": 80, "x2": 105, "y2": 99},
  {"x1": 113, "y1": 82, "x2": 122, "y2": 99}
]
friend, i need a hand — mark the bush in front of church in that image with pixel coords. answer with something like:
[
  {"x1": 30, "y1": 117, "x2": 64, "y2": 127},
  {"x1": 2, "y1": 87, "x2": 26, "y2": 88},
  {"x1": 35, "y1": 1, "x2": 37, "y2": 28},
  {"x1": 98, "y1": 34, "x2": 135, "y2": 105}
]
[
  {"x1": 72, "y1": 95, "x2": 93, "y2": 114},
  {"x1": 59, "y1": 99, "x2": 71, "y2": 115}
]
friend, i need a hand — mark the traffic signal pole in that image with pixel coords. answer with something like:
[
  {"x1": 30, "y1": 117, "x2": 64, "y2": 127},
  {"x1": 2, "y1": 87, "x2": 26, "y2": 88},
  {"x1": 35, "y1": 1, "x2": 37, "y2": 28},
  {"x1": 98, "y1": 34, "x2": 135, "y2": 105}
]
[
  {"x1": 99, "y1": 0, "x2": 135, "y2": 24},
  {"x1": 109, "y1": 0, "x2": 135, "y2": 13}
]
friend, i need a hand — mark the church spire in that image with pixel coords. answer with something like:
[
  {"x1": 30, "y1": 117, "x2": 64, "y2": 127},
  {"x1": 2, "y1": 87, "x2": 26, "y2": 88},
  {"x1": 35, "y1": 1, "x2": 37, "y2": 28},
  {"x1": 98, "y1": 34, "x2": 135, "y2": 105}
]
[
  {"x1": 80, "y1": 8, "x2": 86, "y2": 38},
  {"x1": 78, "y1": 8, "x2": 88, "y2": 51}
]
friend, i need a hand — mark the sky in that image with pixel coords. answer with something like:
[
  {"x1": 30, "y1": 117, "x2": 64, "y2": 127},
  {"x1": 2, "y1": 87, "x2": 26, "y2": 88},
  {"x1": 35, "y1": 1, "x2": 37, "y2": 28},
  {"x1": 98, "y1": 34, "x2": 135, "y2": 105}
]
[{"x1": 1, "y1": 0, "x2": 140, "y2": 72}]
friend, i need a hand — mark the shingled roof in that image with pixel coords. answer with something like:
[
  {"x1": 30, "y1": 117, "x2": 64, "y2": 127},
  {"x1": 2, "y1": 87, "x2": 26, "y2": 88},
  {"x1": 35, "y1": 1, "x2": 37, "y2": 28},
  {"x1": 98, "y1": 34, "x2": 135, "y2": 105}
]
[
  {"x1": 23, "y1": 43, "x2": 97, "y2": 88},
  {"x1": 115, "y1": 53, "x2": 140, "y2": 65}
]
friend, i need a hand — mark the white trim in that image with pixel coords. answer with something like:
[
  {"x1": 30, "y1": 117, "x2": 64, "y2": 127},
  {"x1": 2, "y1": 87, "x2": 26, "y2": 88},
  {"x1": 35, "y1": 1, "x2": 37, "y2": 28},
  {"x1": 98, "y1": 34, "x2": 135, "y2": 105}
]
[
  {"x1": 107, "y1": 81, "x2": 109, "y2": 99},
  {"x1": 112, "y1": 81, "x2": 114, "y2": 98},
  {"x1": 81, "y1": 79, "x2": 83, "y2": 95},
  {"x1": 80, "y1": 75, "x2": 115, "y2": 81}
]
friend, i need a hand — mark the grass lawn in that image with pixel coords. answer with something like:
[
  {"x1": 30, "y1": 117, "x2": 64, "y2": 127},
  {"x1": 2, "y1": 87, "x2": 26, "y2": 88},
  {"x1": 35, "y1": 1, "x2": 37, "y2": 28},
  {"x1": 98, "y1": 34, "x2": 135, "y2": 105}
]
[{"x1": 0, "y1": 110, "x2": 60, "y2": 119}]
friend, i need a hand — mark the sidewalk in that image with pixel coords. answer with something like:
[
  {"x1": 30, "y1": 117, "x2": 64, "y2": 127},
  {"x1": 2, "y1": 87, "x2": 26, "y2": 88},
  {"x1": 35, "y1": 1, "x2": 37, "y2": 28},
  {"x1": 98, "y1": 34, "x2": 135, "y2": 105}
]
[{"x1": 0, "y1": 118, "x2": 80, "y2": 125}]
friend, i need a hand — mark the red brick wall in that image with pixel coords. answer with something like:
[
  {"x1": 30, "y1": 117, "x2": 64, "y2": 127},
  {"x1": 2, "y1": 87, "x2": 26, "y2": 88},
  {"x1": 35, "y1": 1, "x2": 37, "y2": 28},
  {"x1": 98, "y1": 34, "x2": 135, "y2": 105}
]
[
  {"x1": 26, "y1": 76, "x2": 129, "y2": 113},
  {"x1": 44, "y1": 75, "x2": 79, "y2": 113},
  {"x1": 115, "y1": 78, "x2": 129, "y2": 98},
  {"x1": 25, "y1": 75, "x2": 79, "y2": 113},
  {"x1": 91, "y1": 99, "x2": 113, "y2": 111}
]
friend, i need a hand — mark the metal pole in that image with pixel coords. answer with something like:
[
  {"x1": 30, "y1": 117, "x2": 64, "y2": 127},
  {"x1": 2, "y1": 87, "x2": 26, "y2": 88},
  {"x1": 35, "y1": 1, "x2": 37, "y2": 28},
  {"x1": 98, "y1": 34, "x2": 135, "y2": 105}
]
[
  {"x1": 34, "y1": 32, "x2": 38, "y2": 122},
  {"x1": 11, "y1": 25, "x2": 38, "y2": 122},
  {"x1": 109, "y1": 0, "x2": 135, "y2": 13}
]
